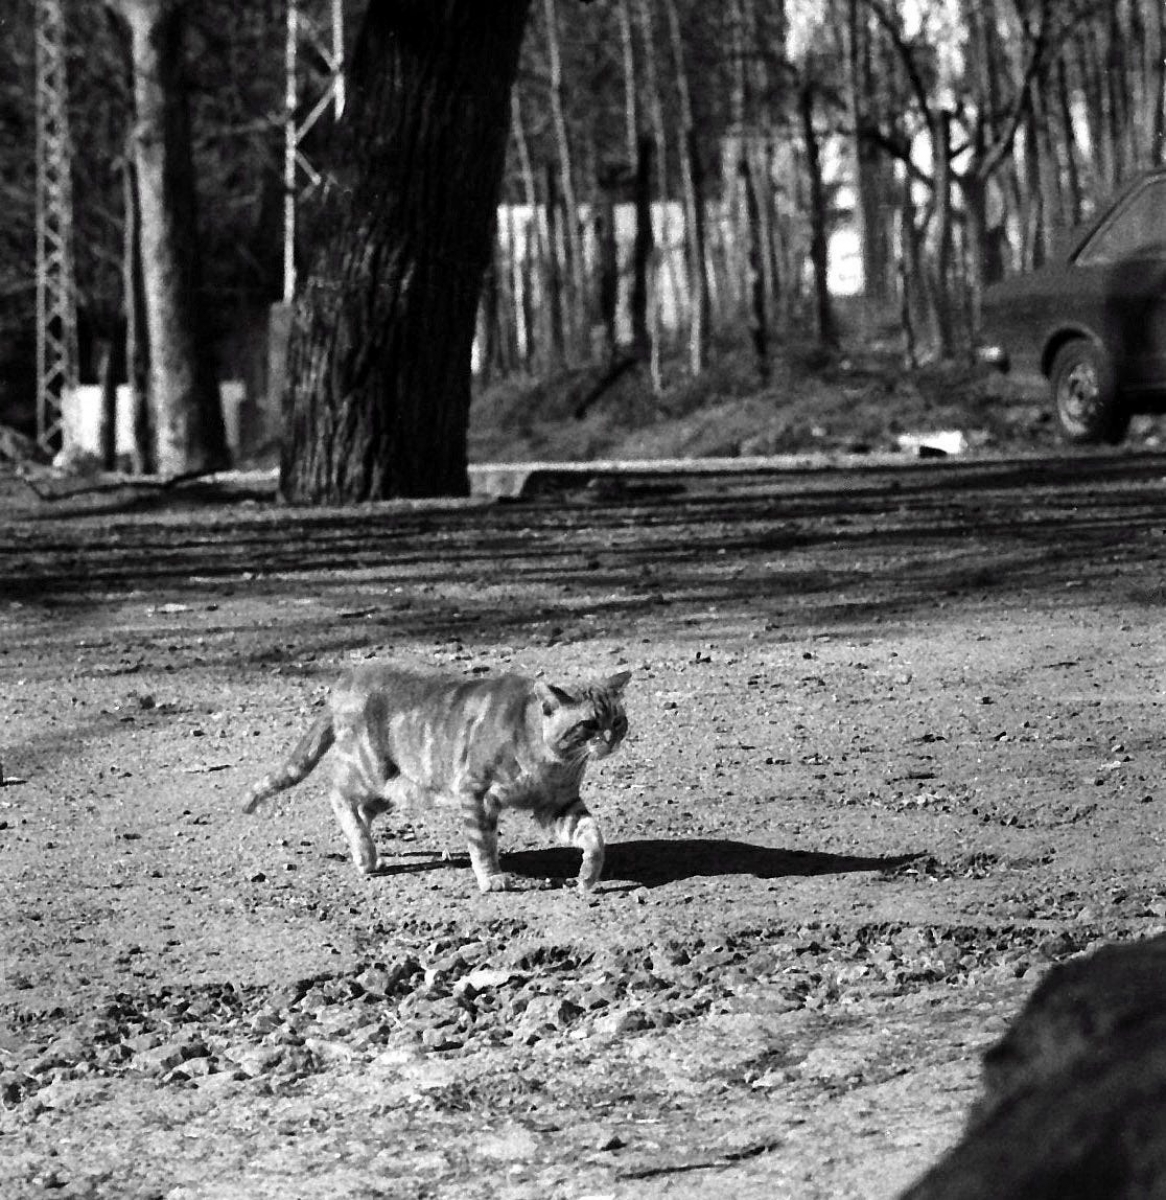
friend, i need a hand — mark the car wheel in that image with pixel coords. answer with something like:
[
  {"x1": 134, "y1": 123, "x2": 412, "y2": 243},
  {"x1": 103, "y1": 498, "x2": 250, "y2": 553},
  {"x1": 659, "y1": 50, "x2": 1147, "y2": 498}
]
[{"x1": 1050, "y1": 340, "x2": 1129, "y2": 445}]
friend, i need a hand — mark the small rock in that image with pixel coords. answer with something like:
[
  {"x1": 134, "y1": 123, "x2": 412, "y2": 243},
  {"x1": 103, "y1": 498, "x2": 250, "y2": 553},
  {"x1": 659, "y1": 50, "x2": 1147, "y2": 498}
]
[
  {"x1": 596, "y1": 1131, "x2": 626, "y2": 1152},
  {"x1": 0, "y1": 1069, "x2": 34, "y2": 1105},
  {"x1": 272, "y1": 1046, "x2": 316, "y2": 1079},
  {"x1": 350, "y1": 1023, "x2": 392, "y2": 1051},
  {"x1": 229, "y1": 1045, "x2": 285, "y2": 1078},
  {"x1": 371, "y1": 1045, "x2": 426, "y2": 1071},
  {"x1": 355, "y1": 962, "x2": 413, "y2": 999},
  {"x1": 304, "y1": 1037, "x2": 357, "y2": 1064},
  {"x1": 270, "y1": 976, "x2": 326, "y2": 1010},
  {"x1": 123, "y1": 1032, "x2": 163, "y2": 1054},
  {"x1": 28, "y1": 1032, "x2": 87, "y2": 1075},
  {"x1": 249, "y1": 1011, "x2": 282, "y2": 1036},
  {"x1": 194, "y1": 1070, "x2": 240, "y2": 1092},
  {"x1": 461, "y1": 967, "x2": 523, "y2": 993},
  {"x1": 516, "y1": 994, "x2": 583, "y2": 1036},
  {"x1": 479, "y1": 1125, "x2": 539, "y2": 1161},
  {"x1": 420, "y1": 1028, "x2": 462, "y2": 1051},
  {"x1": 594, "y1": 1009, "x2": 651, "y2": 1036},
  {"x1": 134, "y1": 1039, "x2": 208, "y2": 1076}
]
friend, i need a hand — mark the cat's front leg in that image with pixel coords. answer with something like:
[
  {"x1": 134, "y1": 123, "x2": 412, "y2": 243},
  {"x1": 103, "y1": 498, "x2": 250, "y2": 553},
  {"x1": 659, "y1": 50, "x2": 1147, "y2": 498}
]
[
  {"x1": 552, "y1": 799, "x2": 605, "y2": 893},
  {"x1": 461, "y1": 792, "x2": 513, "y2": 893},
  {"x1": 331, "y1": 788, "x2": 378, "y2": 875}
]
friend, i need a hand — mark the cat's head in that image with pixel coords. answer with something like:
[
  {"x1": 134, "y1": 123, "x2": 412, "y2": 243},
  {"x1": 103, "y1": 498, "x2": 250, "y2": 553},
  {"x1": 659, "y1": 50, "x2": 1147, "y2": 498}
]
[{"x1": 535, "y1": 670, "x2": 631, "y2": 762}]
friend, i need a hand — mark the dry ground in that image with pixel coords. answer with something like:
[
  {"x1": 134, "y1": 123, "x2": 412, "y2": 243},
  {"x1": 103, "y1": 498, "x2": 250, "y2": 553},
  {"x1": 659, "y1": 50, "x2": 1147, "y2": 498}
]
[{"x1": 2, "y1": 450, "x2": 1165, "y2": 1199}]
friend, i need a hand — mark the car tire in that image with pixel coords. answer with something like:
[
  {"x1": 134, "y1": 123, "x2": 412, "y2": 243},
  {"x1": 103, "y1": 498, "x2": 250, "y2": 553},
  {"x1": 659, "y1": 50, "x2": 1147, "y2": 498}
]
[{"x1": 1049, "y1": 339, "x2": 1130, "y2": 445}]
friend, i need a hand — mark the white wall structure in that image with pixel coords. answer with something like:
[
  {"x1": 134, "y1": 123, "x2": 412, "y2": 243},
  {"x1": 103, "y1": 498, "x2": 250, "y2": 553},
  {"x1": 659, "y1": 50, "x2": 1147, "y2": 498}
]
[{"x1": 60, "y1": 381, "x2": 248, "y2": 464}]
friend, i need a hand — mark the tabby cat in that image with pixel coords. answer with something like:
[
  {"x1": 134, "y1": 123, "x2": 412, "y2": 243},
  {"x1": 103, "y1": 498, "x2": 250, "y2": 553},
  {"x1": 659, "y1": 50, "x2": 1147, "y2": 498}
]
[{"x1": 244, "y1": 663, "x2": 631, "y2": 893}]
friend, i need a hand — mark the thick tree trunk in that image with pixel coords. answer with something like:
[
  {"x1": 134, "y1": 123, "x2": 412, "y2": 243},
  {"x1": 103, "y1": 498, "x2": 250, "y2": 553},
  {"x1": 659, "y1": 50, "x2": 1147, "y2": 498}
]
[
  {"x1": 121, "y1": 0, "x2": 227, "y2": 477},
  {"x1": 280, "y1": 0, "x2": 530, "y2": 503}
]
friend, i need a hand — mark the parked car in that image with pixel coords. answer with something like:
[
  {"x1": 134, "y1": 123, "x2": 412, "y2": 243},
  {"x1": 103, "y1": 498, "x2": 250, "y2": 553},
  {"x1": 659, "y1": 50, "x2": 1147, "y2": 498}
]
[{"x1": 979, "y1": 168, "x2": 1166, "y2": 444}]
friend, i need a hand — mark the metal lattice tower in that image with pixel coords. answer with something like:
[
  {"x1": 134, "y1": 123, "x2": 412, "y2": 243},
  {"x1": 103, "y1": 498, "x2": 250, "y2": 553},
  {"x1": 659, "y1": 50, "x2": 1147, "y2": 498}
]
[
  {"x1": 283, "y1": 0, "x2": 346, "y2": 302},
  {"x1": 35, "y1": 0, "x2": 78, "y2": 453}
]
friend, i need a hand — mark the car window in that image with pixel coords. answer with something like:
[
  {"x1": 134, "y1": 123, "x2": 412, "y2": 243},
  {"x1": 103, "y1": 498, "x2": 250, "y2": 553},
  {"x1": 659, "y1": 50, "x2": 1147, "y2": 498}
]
[{"x1": 1076, "y1": 179, "x2": 1166, "y2": 265}]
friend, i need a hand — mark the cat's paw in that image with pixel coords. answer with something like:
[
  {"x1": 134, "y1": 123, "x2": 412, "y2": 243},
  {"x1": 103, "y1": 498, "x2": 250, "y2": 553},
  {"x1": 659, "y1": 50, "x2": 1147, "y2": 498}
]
[
  {"x1": 477, "y1": 872, "x2": 515, "y2": 894},
  {"x1": 576, "y1": 858, "x2": 603, "y2": 893}
]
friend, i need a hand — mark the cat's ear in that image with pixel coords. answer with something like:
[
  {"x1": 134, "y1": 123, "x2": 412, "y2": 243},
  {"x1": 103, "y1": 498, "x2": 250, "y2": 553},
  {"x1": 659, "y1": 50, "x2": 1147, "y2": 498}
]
[
  {"x1": 535, "y1": 681, "x2": 578, "y2": 714},
  {"x1": 601, "y1": 670, "x2": 632, "y2": 693}
]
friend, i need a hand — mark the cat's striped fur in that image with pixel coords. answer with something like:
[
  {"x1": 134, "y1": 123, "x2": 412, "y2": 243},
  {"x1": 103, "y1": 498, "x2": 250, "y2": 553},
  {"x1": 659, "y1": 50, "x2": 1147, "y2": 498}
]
[{"x1": 244, "y1": 663, "x2": 631, "y2": 893}]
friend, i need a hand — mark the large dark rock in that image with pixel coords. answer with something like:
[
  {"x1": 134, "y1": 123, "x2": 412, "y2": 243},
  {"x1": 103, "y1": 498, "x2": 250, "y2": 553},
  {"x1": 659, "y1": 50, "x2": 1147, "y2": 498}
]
[{"x1": 903, "y1": 936, "x2": 1166, "y2": 1199}]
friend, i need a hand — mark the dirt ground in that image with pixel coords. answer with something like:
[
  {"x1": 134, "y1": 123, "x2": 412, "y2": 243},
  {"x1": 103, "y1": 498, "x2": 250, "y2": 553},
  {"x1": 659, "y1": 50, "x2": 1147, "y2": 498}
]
[{"x1": 2, "y1": 450, "x2": 1165, "y2": 1199}]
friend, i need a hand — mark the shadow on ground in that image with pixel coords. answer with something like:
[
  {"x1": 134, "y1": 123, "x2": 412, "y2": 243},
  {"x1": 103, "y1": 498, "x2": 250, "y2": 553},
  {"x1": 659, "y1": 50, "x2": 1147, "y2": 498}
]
[
  {"x1": 502, "y1": 839, "x2": 920, "y2": 888},
  {"x1": 3, "y1": 454, "x2": 1165, "y2": 649}
]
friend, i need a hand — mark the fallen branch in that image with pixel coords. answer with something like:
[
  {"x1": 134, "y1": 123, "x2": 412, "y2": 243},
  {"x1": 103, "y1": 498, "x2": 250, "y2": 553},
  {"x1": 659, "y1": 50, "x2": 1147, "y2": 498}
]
[
  {"x1": 0, "y1": 424, "x2": 52, "y2": 466},
  {"x1": 618, "y1": 1138, "x2": 782, "y2": 1180},
  {"x1": 573, "y1": 353, "x2": 640, "y2": 421},
  {"x1": 17, "y1": 466, "x2": 221, "y2": 503}
]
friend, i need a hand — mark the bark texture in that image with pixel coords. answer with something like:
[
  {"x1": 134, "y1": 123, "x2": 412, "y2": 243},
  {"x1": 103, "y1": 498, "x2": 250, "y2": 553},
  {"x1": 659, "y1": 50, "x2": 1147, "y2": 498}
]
[{"x1": 280, "y1": 0, "x2": 530, "y2": 504}]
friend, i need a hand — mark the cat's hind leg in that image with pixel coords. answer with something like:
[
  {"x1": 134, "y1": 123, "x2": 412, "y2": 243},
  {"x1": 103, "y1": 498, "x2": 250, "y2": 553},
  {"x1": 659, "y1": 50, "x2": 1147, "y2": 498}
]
[
  {"x1": 329, "y1": 752, "x2": 382, "y2": 874},
  {"x1": 548, "y1": 798, "x2": 605, "y2": 892},
  {"x1": 331, "y1": 788, "x2": 379, "y2": 874},
  {"x1": 461, "y1": 792, "x2": 513, "y2": 893}
]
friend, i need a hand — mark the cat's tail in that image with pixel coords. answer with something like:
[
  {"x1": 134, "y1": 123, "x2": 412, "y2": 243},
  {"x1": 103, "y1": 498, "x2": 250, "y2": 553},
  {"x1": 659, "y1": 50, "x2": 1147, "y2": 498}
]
[{"x1": 243, "y1": 710, "x2": 335, "y2": 813}]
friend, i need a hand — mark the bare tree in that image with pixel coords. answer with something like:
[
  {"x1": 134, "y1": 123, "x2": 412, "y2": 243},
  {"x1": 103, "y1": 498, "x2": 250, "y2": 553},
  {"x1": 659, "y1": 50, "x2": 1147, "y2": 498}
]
[
  {"x1": 798, "y1": 78, "x2": 838, "y2": 350},
  {"x1": 615, "y1": 0, "x2": 639, "y2": 170},
  {"x1": 543, "y1": 0, "x2": 586, "y2": 358},
  {"x1": 662, "y1": 0, "x2": 708, "y2": 374},
  {"x1": 115, "y1": 0, "x2": 228, "y2": 476}
]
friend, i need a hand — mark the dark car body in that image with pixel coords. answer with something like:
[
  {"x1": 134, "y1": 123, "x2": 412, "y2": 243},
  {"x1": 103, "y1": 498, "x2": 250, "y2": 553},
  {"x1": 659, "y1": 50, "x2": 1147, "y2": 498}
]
[{"x1": 979, "y1": 168, "x2": 1166, "y2": 442}]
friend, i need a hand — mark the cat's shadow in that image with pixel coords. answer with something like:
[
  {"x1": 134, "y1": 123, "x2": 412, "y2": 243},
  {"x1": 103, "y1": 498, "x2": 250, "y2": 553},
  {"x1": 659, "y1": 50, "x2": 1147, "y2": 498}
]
[{"x1": 500, "y1": 839, "x2": 918, "y2": 889}]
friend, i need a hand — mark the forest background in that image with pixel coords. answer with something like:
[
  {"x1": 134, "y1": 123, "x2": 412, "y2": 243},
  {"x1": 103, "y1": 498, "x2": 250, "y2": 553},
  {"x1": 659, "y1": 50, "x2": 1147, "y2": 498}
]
[{"x1": 1, "y1": 0, "x2": 1164, "y2": 478}]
